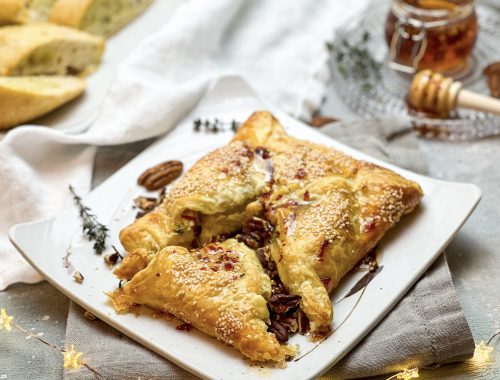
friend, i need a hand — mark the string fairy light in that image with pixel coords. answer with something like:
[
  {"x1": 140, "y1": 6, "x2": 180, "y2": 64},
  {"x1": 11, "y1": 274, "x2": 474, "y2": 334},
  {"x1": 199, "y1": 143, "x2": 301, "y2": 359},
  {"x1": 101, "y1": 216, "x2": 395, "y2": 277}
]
[
  {"x1": 386, "y1": 367, "x2": 419, "y2": 380},
  {"x1": 472, "y1": 330, "x2": 499, "y2": 364},
  {"x1": 473, "y1": 341, "x2": 494, "y2": 363},
  {"x1": 395, "y1": 368, "x2": 419, "y2": 379},
  {"x1": 2, "y1": 302, "x2": 500, "y2": 379},
  {"x1": 0, "y1": 307, "x2": 103, "y2": 378},
  {"x1": 0, "y1": 308, "x2": 13, "y2": 331},
  {"x1": 385, "y1": 329, "x2": 500, "y2": 379},
  {"x1": 63, "y1": 345, "x2": 84, "y2": 369}
]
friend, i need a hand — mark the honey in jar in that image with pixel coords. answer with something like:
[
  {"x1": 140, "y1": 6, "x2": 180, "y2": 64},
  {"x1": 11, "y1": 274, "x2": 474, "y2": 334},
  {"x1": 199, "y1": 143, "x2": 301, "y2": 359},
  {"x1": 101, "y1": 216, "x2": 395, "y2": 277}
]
[{"x1": 385, "y1": 0, "x2": 478, "y2": 74}]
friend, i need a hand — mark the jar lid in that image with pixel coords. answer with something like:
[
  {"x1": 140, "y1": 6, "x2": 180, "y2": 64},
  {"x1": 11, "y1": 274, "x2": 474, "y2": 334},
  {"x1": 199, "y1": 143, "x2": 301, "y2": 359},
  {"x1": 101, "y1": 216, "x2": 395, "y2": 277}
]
[{"x1": 392, "y1": 0, "x2": 476, "y2": 29}]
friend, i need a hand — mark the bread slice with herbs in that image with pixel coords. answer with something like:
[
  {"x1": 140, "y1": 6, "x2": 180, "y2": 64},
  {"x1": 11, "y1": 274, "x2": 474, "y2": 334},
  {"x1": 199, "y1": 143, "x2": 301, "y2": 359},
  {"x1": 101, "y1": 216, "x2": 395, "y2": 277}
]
[
  {"x1": 49, "y1": 0, "x2": 154, "y2": 37},
  {"x1": 26, "y1": 0, "x2": 58, "y2": 21},
  {"x1": 0, "y1": 23, "x2": 105, "y2": 76},
  {"x1": 0, "y1": 0, "x2": 58, "y2": 25},
  {"x1": 0, "y1": 76, "x2": 85, "y2": 129}
]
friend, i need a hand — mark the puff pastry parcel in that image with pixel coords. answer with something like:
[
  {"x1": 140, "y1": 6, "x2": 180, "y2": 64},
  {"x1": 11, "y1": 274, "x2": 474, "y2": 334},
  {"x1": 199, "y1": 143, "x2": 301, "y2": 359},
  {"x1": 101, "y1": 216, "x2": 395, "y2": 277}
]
[
  {"x1": 110, "y1": 239, "x2": 296, "y2": 362},
  {"x1": 233, "y1": 112, "x2": 423, "y2": 332},
  {"x1": 117, "y1": 139, "x2": 271, "y2": 279},
  {"x1": 111, "y1": 111, "x2": 423, "y2": 362}
]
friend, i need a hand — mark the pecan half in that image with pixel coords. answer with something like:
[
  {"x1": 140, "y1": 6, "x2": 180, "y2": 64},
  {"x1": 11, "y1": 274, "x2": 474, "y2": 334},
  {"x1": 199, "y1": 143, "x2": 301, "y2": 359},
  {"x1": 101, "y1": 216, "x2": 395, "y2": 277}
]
[
  {"x1": 484, "y1": 62, "x2": 500, "y2": 98},
  {"x1": 133, "y1": 196, "x2": 157, "y2": 211},
  {"x1": 276, "y1": 316, "x2": 298, "y2": 333},
  {"x1": 256, "y1": 247, "x2": 268, "y2": 268},
  {"x1": 309, "y1": 116, "x2": 338, "y2": 128},
  {"x1": 242, "y1": 216, "x2": 273, "y2": 241},
  {"x1": 297, "y1": 310, "x2": 310, "y2": 334},
  {"x1": 236, "y1": 234, "x2": 259, "y2": 249},
  {"x1": 268, "y1": 294, "x2": 301, "y2": 314},
  {"x1": 268, "y1": 320, "x2": 289, "y2": 342},
  {"x1": 137, "y1": 160, "x2": 183, "y2": 191}
]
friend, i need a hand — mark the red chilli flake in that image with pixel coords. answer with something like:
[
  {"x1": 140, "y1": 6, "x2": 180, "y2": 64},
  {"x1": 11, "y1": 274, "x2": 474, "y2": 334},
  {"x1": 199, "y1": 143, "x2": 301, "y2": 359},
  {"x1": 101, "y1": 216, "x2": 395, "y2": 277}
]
[
  {"x1": 364, "y1": 219, "x2": 377, "y2": 232},
  {"x1": 175, "y1": 323, "x2": 192, "y2": 332},
  {"x1": 255, "y1": 146, "x2": 271, "y2": 159},
  {"x1": 243, "y1": 145, "x2": 254, "y2": 158},
  {"x1": 224, "y1": 262, "x2": 234, "y2": 271},
  {"x1": 320, "y1": 277, "x2": 331, "y2": 288},
  {"x1": 318, "y1": 240, "x2": 329, "y2": 262},
  {"x1": 303, "y1": 191, "x2": 310, "y2": 201},
  {"x1": 295, "y1": 168, "x2": 307, "y2": 179}
]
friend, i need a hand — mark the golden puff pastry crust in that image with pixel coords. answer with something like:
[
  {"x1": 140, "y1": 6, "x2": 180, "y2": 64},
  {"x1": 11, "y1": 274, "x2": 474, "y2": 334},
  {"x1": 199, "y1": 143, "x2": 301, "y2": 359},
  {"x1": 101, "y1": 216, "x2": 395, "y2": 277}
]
[
  {"x1": 113, "y1": 110, "x2": 423, "y2": 360},
  {"x1": 233, "y1": 111, "x2": 423, "y2": 332},
  {"x1": 110, "y1": 239, "x2": 296, "y2": 362},
  {"x1": 118, "y1": 140, "x2": 272, "y2": 278}
]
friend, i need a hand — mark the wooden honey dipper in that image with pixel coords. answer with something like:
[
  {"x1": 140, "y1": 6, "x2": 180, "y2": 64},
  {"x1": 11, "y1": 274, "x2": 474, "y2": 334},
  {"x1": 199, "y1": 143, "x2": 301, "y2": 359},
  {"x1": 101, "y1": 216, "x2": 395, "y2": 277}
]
[{"x1": 409, "y1": 69, "x2": 500, "y2": 118}]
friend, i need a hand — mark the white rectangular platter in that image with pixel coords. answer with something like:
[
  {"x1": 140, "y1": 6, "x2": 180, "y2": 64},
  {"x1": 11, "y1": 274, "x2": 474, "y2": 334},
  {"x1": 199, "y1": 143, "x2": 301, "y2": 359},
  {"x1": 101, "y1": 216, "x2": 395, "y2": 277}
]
[{"x1": 9, "y1": 76, "x2": 481, "y2": 380}]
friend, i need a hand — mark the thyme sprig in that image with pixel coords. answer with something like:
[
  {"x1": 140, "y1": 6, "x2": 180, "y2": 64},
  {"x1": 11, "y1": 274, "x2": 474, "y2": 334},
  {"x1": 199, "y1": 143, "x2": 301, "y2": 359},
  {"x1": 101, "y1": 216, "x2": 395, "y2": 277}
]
[
  {"x1": 69, "y1": 185, "x2": 108, "y2": 255},
  {"x1": 193, "y1": 118, "x2": 240, "y2": 133},
  {"x1": 329, "y1": 31, "x2": 382, "y2": 91}
]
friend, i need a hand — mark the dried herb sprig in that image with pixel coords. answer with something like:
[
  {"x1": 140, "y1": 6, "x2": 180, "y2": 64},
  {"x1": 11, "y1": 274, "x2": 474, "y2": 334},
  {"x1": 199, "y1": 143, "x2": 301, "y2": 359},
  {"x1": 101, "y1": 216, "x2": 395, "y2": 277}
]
[
  {"x1": 193, "y1": 118, "x2": 240, "y2": 133},
  {"x1": 69, "y1": 185, "x2": 108, "y2": 255},
  {"x1": 330, "y1": 31, "x2": 382, "y2": 91}
]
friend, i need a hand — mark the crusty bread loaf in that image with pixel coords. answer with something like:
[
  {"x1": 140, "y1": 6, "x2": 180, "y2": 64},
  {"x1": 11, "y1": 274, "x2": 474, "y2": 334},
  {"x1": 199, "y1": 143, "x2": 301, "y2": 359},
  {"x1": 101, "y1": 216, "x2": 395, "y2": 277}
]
[
  {"x1": 0, "y1": 0, "x2": 27, "y2": 25},
  {"x1": 26, "y1": 0, "x2": 58, "y2": 21},
  {"x1": 0, "y1": 0, "x2": 58, "y2": 25},
  {"x1": 49, "y1": 0, "x2": 153, "y2": 37},
  {"x1": 0, "y1": 76, "x2": 85, "y2": 129},
  {"x1": 0, "y1": 23, "x2": 105, "y2": 76}
]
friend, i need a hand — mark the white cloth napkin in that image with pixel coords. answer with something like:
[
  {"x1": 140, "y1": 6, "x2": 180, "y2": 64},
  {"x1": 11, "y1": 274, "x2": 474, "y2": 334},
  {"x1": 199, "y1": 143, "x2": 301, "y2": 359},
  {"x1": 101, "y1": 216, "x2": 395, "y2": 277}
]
[{"x1": 0, "y1": 0, "x2": 370, "y2": 290}]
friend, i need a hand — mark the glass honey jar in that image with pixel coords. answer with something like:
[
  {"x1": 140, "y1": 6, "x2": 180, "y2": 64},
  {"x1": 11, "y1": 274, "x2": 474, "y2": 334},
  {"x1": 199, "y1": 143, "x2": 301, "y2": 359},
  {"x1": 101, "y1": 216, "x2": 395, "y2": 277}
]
[{"x1": 385, "y1": 0, "x2": 478, "y2": 74}]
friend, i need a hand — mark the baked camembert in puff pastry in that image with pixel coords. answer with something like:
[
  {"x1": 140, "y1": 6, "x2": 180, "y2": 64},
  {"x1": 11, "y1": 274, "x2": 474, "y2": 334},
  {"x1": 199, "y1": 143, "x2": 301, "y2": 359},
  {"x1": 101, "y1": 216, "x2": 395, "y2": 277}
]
[{"x1": 109, "y1": 111, "x2": 423, "y2": 363}]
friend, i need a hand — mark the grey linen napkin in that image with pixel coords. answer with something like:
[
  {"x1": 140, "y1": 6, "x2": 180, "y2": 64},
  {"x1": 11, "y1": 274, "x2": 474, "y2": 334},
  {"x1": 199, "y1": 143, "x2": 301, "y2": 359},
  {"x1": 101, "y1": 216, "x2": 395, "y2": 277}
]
[{"x1": 64, "y1": 117, "x2": 474, "y2": 379}]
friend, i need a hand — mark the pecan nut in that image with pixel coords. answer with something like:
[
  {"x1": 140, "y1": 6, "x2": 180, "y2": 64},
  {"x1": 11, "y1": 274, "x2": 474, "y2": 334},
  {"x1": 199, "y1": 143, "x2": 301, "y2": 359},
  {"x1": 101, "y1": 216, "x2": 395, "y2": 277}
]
[
  {"x1": 242, "y1": 216, "x2": 273, "y2": 242},
  {"x1": 133, "y1": 196, "x2": 157, "y2": 211},
  {"x1": 309, "y1": 116, "x2": 338, "y2": 128},
  {"x1": 137, "y1": 160, "x2": 183, "y2": 191},
  {"x1": 268, "y1": 294, "x2": 301, "y2": 314},
  {"x1": 484, "y1": 62, "x2": 500, "y2": 98},
  {"x1": 268, "y1": 320, "x2": 289, "y2": 342}
]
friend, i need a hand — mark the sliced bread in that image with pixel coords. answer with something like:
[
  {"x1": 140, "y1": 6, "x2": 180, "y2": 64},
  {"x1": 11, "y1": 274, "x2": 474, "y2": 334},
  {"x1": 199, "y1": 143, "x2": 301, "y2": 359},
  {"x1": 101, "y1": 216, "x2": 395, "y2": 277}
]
[
  {"x1": 49, "y1": 0, "x2": 153, "y2": 37},
  {"x1": 26, "y1": 0, "x2": 58, "y2": 21},
  {"x1": 0, "y1": 23, "x2": 105, "y2": 76},
  {"x1": 0, "y1": 76, "x2": 85, "y2": 129},
  {"x1": 0, "y1": 0, "x2": 27, "y2": 25}
]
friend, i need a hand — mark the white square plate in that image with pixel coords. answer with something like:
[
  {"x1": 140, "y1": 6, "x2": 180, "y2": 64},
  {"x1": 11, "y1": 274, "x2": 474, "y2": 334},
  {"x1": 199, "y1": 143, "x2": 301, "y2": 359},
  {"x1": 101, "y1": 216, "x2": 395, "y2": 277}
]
[{"x1": 9, "y1": 76, "x2": 481, "y2": 380}]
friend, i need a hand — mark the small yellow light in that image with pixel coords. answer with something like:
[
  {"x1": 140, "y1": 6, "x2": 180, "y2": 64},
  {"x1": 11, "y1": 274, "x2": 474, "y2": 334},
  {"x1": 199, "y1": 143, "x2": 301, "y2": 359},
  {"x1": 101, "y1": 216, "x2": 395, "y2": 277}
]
[
  {"x1": 0, "y1": 308, "x2": 13, "y2": 331},
  {"x1": 473, "y1": 341, "x2": 494, "y2": 363},
  {"x1": 396, "y1": 368, "x2": 419, "y2": 379},
  {"x1": 63, "y1": 345, "x2": 84, "y2": 369}
]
